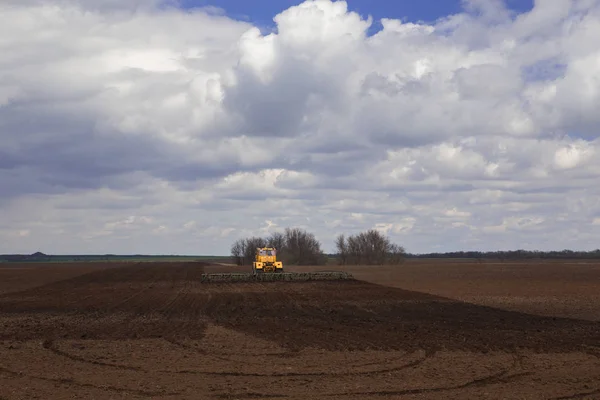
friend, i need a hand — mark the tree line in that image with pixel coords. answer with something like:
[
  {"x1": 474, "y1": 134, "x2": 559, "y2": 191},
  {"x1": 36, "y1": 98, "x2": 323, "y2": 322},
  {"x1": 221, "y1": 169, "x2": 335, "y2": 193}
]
[
  {"x1": 405, "y1": 249, "x2": 600, "y2": 260},
  {"x1": 230, "y1": 227, "x2": 406, "y2": 266}
]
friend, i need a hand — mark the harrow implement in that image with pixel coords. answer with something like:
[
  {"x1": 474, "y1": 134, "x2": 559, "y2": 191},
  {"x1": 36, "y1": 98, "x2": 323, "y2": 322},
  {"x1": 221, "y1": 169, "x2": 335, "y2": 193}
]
[{"x1": 200, "y1": 271, "x2": 354, "y2": 283}]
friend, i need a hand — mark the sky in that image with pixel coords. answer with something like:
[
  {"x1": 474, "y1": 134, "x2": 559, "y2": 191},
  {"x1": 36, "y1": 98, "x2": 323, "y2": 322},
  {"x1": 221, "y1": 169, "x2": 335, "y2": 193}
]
[
  {"x1": 2, "y1": 0, "x2": 600, "y2": 255},
  {"x1": 180, "y1": 0, "x2": 534, "y2": 33}
]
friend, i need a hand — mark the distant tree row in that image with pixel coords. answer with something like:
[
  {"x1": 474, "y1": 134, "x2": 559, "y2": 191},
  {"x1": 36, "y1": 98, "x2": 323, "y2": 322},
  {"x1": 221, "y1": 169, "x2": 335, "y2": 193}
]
[
  {"x1": 230, "y1": 228, "x2": 600, "y2": 267},
  {"x1": 404, "y1": 249, "x2": 600, "y2": 260},
  {"x1": 230, "y1": 227, "x2": 406, "y2": 266}
]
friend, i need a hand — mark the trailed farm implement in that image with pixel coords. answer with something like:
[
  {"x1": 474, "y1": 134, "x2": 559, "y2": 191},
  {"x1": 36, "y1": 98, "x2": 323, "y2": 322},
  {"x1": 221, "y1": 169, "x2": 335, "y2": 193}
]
[
  {"x1": 200, "y1": 247, "x2": 354, "y2": 283},
  {"x1": 199, "y1": 271, "x2": 353, "y2": 283}
]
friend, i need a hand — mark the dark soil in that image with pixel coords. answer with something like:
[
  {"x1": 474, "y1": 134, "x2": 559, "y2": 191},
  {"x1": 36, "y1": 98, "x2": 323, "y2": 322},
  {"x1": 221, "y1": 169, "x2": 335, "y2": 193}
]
[{"x1": 1, "y1": 261, "x2": 599, "y2": 400}]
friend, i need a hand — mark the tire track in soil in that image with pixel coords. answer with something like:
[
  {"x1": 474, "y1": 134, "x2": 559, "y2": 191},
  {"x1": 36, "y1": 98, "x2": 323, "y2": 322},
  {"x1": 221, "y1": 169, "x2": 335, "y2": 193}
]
[
  {"x1": 40, "y1": 267, "x2": 207, "y2": 375},
  {"x1": 163, "y1": 337, "x2": 257, "y2": 365},
  {"x1": 0, "y1": 366, "x2": 180, "y2": 397},
  {"x1": 325, "y1": 350, "x2": 530, "y2": 398},
  {"x1": 216, "y1": 394, "x2": 288, "y2": 399},
  {"x1": 548, "y1": 347, "x2": 600, "y2": 400},
  {"x1": 580, "y1": 345, "x2": 600, "y2": 360},
  {"x1": 69, "y1": 334, "x2": 429, "y2": 379},
  {"x1": 41, "y1": 336, "x2": 429, "y2": 380},
  {"x1": 42, "y1": 339, "x2": 142, "y2": 372},
  {"x1": 550, "y1": 389, "x2": 600, "y2": 399},
  {"x1": 164, "y1": 335, "x2": 323, "y2": 363},
  {"x1": 210, "y1": 350, "x2": 439, "y2": 399},
  {"x1": 31, "y1": 266, "x2": 195, "y2": 375},
  {"x1": 170, "y1": 350, "x2": 431, "y2": 377}
]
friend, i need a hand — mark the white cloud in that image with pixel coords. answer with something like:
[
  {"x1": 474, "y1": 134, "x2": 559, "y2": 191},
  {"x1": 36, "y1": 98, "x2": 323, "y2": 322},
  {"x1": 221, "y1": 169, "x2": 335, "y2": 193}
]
[{"x1": 2, "y1": 0, "x2": 600, "y2": 255}]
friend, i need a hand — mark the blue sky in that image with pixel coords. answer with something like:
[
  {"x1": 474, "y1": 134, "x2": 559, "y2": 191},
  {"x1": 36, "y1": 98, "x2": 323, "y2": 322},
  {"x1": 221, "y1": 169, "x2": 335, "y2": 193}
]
[{"x1": 182, "y1": 0, "x2": 535, "y2": 33}]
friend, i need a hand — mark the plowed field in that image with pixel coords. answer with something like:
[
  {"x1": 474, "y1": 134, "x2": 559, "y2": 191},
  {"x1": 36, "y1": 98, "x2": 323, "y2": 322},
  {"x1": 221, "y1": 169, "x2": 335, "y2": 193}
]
[{"x1": 1, "y1": 260, "x2": 600, "y2": 399}]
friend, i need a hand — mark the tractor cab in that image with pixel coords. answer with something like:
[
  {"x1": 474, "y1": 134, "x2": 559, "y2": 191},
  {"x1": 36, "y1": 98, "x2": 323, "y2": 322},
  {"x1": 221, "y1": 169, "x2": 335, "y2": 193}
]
[{"x1": 257, "y1": 247, "x2": 276, "y2": 259}]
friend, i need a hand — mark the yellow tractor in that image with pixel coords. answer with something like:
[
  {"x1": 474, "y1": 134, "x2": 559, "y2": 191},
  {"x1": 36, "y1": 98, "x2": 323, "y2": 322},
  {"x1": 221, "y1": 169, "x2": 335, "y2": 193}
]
[
  {"x1": 201, "y1": 245, "x2": 353, "y2": 282},
  {"x1": 253, "y1": 247, "x2": 283, "y2": 274}
]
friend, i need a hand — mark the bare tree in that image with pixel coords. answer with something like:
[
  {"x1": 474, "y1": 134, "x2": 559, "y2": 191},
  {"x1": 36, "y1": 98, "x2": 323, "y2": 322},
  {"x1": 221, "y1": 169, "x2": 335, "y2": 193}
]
[
  {"x1": 267, "y1": 232, "x2": 285, "y2": 253},
  {"x1": 388, "y1": 243, "x2": 406, "y2": 265},
  {"x1": 335, "y1": 234, "x2": 348, "y2": 265},
  {"x1": 230, "y1": 239, "x2": 245, "y2": 265},
  {"x1": 346, "y1": 234, "x2": 361, "y2": 264},
  {"x1": 230, "y1": 236, "x2": 268, "y2": 265},
  {"x1": 283, "y1": 227, "x2": 325, "y2": 265},
  {"x1": 336, "y1": 229, "x2": 405, "y2": 265}
]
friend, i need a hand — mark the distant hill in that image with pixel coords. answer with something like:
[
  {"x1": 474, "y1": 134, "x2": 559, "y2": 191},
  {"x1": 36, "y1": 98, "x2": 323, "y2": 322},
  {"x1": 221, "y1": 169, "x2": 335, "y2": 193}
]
[
  {"x1": 0, "y1": 252, "x2": 51, "y2": 262},
  {"x1": 0, "y1": 253, "x2": 232, "y2": 263}
]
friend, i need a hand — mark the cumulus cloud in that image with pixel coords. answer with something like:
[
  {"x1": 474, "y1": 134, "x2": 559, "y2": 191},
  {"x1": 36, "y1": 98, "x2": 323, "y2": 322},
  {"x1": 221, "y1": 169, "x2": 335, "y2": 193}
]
[{"x1": 2, "y1": 0, "x2": 600, "y2": 254}]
